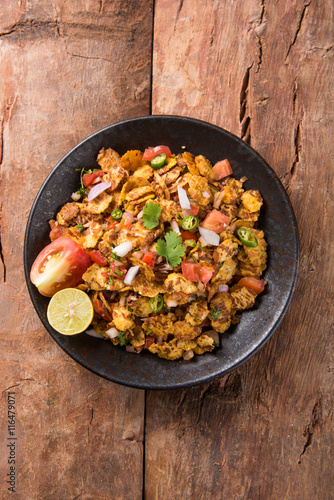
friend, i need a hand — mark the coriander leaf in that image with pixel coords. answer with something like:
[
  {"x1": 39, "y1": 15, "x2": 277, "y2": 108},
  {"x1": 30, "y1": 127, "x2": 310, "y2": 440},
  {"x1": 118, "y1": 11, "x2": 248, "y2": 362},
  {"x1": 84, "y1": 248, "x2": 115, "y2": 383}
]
[
  {"x1": 75, "y1": 224, "x2": 84, "y2": 232},
  {"x1": 210, "y1": 308, "x2": 221, "y2": 321},
  {"x1": 118, "y1": 332, "x2": 128, "y2": 346},
  {"x1": 142, "y1": 201, "x2": 161, "y2": 229},
  {"x1": 156, "y1": 230, "x2": 185, "y2": 267}
]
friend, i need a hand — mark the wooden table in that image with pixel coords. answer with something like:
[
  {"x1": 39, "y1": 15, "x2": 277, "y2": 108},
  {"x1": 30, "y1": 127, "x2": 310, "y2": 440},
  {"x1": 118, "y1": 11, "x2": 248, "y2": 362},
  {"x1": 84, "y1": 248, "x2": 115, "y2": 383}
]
[{"x1": 1, "y1": 1, "x2": 333, "y2": 498}]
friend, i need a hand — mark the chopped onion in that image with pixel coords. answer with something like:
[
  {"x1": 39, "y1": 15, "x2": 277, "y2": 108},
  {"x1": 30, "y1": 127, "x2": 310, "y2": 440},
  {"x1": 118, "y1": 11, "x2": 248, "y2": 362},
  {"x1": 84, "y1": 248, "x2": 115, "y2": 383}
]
[
  {"x1": 171, "y1": 219, "x2": 181, "y2": 234},
  {"x1": 87, "y1": 182, "x2": 111, "y2": 201},
  {"x1": 183, "y1": 350, "x2": 194, "y2": 361},
  {"x1": 205, "y1": 330, "x2": 220, "y2": 345},
  {"x1": 203, "y1": 191, "x2": 210, "y2": 198},
  {"x1": 218, "y1": 285, "x2": 229, "y2": 293},
  {"x1": 123, "y1": 266, "x2": 139, "y2": 285},
  {"x1": 71, "y1": 192, "x2": 81, "y2": 201},
  {"x1": 105, "y1": 327, "x2": 119, "y2": 339},
  {"x1": 178, "y1": 186, "x2": 191, "y2": 209},
  {"x1": 137, "y1": 209, "x2": 143, "y2": 219},
  {"x1": 227, "y1": 222, "x2": 237, "y2": 232},
  {"x1": 197, "y1": 282, "x2": 205, "y2": 292},
  {"x1": 240, "y1": 176, "x2": 248, "y2": 183},
  {"x1": 199, "y1": 227, "x2": 220, "y2": 246},
  {"x1": 125, "y1": 345, "x2": 136, "y2": 353},
  {"x1": 86, "y1": 328, "x2": 106, "y2": 339},
  {"x1": 123, "y1": 211, "x2": 134, "y2": 225},
  {"x1": 113, "y1": 241, "x2": 133, "y2": 257},
  {"x1": 156, "y1": 335, "x2": 164, "y2": 342}
]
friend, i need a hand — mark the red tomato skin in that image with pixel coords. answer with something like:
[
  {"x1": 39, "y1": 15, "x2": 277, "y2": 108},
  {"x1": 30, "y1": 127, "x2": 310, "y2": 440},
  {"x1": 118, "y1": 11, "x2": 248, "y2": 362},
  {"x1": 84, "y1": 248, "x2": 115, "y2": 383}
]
[
  {"x1": 30, "y1": 237, "x2": 91, "y2": 297},
  {"x1": 142, "y1": 251, "x2": 154, "y2": 264},
  {"x1": 199, "y1": 267, "x2": 213, "y2": 284},
  {"x1": 142, "y1": 146, "x2": 172, "y2": 161},
  {"x1": 180, "y1": 231, "x2": 198, "y2": 242},
  {"x1": 212, "y1": 159, "x2": 233, "y2": 180},
  {"x1": 190, "y1": 205, "x2": 199, "y2": 216},
  {"x1": 238, "y1": 277, "x2": 266, "y2": 295},
  {"x1": 82, "y1": 170, "x2": 104, "y2": 187},
  {"x1": 89, "y1": 250, "x2": 108, "y2": 266},
  {"x1": 202, "y1": 210, "x2": 230, "y2": 233},
  {"x1": 92, "y1": 298, "x2": 113, "y2": 322}
]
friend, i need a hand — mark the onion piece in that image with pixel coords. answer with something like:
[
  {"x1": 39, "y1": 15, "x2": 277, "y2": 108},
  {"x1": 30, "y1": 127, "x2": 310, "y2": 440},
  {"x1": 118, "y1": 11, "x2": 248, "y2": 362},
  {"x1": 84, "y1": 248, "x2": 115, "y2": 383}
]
[
  {"x1": 199, "y1": 227, "x2": 220, "y2": 246},
  {"x1": 218, "y1": 285, "x2": 229, "y2": 293},
  {"x1": 178, "y1": 186, "x2": 191, "y2": 209},
  {"x1": 203, "y1": 191, "x2": 210, "y2": 198},
  {"x1": 183, "y1": 349, "x2": 194, "y2": 361},
  {"x1": 205, "y1": 330, "x2": 220, "y2": 346},
  {"x1": 71, "y1": 192, "x2": 81, "y2": 201},
  {"x1": 240, "y1": 176, "x2": 248, "y2": 183},
  {"x1": 113, "y1": 241, "x2": 133, "y2": 257},
  {"x1": 123, "y1": 266, "x2": 139, "y2": 285},
  {"x1": 171, "y1": 219, "x2": 181, "y2": 234},
  {"x1": 137, "y1": 210, "x2": 143, "y2": 219},
  {"x1": 125, "y1": 345, "x2": 136, "y2": 353},
  {"x1": 105, "y1": 327, "x2": 119, "y2": 339},
  {"x1": 86, "y1": 328, "x2": 106, "y2": 339},
  {"x1": 87, "y1": 182, "x2": 111, "y2": 201}
]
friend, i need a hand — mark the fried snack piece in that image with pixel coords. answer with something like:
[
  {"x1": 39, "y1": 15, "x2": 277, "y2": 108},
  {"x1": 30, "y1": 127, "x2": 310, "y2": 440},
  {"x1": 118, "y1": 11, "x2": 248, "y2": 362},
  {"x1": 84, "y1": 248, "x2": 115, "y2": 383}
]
[
  {"x1": 164, "y1": 273, "x2": 198, "y2": 294},
  {"x1": 195, "y1": 155, "x2": 215, "y2": 182},
  {"x1": 131, "y1": 275, "x2": 165, "y2": 297},
  {"x1": 112, "y1": 306, "x2": 134, "y2": 331},
  {"x1": 97, "y1": 147, "x2": 121, "y2": 172},
  {"x1": 240, "y1": 190, "x2": 263, "y2": 212},
  {"x1": 81, "y1": 192, "x2": 113, "y2": 215},
  {"x1": 230, "y1": 286, "x2": 257, "y2": 311},
  {"x1": 187, "y1": 174, "x2": 212, "y2": 206},
  {"x1": 82, "y1": 222, "x2": 104, "y2": 249},
  {"x1": 185, "y1": 299, "x2": 209, "y2": 326},
  {"x1": 210, "y1": 293, "x2": 233, "y2": 333},
  {"x1": 194, "y1": 334, "x2": 215, "y2": 355},
  {"x1": 120, "y1": 150, "x2": 147, "y2": 171},
  {"x1": 173, "y1": 321, "x2": 201, "y2": 340},
  {"x1": 130, "y1": 297, "x2": 152, "y2": 318},
  {"x1": 103, "y1": 165, "x2": 128, "y2": 191},
  {"x1": 83, "y1": 264, "x2": 125, "y2": 292},
  {"x1": 56, "y1": 202, "x2": 81, "y2": 226}
]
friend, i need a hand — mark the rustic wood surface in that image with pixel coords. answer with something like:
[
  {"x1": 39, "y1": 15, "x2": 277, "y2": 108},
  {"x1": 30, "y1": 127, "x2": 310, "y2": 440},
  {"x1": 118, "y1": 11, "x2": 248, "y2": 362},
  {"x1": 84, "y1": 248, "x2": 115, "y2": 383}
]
[{"x1": 1, "y1": 1, "x2": 333, "y2": 499}]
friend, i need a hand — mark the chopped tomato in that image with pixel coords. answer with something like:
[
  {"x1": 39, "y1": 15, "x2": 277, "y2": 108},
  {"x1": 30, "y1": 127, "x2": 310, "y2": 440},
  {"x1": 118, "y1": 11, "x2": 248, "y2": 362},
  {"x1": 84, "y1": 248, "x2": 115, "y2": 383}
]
[
  {"x1": 82, "y1": 170, "x2": 104, "y2": 187},
  {"x1": 142, "y1": 145, "x2": 172, "y2": 161},
  {"x1": 30, "y1": 237, "x2": 91, "y2": 297},
  {"x1": 92, "y1": 298, "x2": 113, "y2": 322},
  {"x1": 180, "y1": 231, "x2": 198, "y2": 242},
  {"x1": 142, "y1": 251, "x2": 154, "y2": 265},
  {"x1": 181, "y1": 262, "x2": 213, "y2": 283},
  {"x1": 89, "y1": 250, "x2": 108, "y2": 266},
  {"x1": 199, "y1": 267, "x2": 213, "y2": 284},
  {"x1": 201, "y1": 210, "x2": 230, "y2": 233},
  {"x1": 122, "y1": 211, "x2": 134, "y2": 229},
  {"x1": 212, "y1": 159, "x2": 233, "y2": 180},
  {"x1": 190, "y1": 205, "x2": 199, "y2": 216},
  {"x1": 107, "y1": 223, "x2": 117, "y2": 230},
  {"x1": 238, "y1": 277, "x2": 266, "y2": 295}
]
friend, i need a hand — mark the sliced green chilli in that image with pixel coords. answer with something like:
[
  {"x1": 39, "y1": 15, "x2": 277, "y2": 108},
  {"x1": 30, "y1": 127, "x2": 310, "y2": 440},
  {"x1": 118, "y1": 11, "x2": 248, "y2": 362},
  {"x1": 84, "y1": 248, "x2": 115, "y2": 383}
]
[
  {"x1": 151, "y1": 154, "x2": 166, "y2": 169},
  {"x1": 237, "y1": 228, "x2": 258, "y2": 247},
  {"x1": 149, "y1": 294, "x2": 164, "y2": 312},
  {"x1": 111, "y1": 208, "x2": 123, "y2": 221},
  {"x1": 181, "y1": 215, "x2": 199, "y2": 230},
  {"x1": 185, "y1": 240, "x2": 196, "y2": 247}
]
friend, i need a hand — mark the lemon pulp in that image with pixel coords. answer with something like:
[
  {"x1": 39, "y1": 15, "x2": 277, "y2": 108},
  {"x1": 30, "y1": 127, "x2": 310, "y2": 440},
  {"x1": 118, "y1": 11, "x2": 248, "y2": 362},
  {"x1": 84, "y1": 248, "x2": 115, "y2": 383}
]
[{"x1": 47, "y1": 288, "x2": 94, "y2": 335}]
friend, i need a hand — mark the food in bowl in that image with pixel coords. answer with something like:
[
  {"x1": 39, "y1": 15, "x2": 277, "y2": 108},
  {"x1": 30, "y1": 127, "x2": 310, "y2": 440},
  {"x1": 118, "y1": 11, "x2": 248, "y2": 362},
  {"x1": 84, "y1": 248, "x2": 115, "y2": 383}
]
[{"x1": 30, "y1": 145, "x2": 267, "y2": 361}]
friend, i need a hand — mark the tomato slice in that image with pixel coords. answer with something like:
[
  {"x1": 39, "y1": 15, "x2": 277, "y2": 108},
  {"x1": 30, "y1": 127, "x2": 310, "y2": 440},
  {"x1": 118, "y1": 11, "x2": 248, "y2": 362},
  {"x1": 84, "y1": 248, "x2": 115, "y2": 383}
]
[
  {"x1": 199, "y1": 267, "x2": 213, "y2": 284},
  {"x1": 190, "y1": 205, "x2": 199, "y2": 216},
  {"x1": 89, "y1": 250, "x2": 108, "y2": 266},
  {"x1": 201, "y1": 210, "x2": 230, "y2": 233},
  {"x1": 82, "y1": 170, "x2": 104, "y2": 187},
  {"x1": 30, "y1": 237, "x2": 91, "y2": 297},
  {"x1": 142, "y1": 146, "x2": 172, "y2": 161},
  {"x1": 212, "y1": 159, "x2": 233, "y2": 180},
  {"x1": 180, "y1": 231, "x2": 198, "y2": 242},
  {"x1": 142, "y1": 251, "x2": 154, "y2": 265},
  {"x1": 238, "y1": 277, "x2": 266, "y2": 295},
  {"x1": 181, "y1": 262, "x2": 213, "y2": 283}
]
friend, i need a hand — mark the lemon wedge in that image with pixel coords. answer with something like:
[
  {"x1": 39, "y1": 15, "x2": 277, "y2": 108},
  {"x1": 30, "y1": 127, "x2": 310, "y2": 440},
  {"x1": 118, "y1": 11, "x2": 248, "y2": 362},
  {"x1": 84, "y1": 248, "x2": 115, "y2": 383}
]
[{"x1": 47, "y1": 288, "x2": 94, "y2": 335}]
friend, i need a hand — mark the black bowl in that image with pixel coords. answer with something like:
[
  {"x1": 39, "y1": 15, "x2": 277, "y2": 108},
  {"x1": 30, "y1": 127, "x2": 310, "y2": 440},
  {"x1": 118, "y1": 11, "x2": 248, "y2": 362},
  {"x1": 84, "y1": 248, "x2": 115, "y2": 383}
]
[{"x1": 24, "y1": 116, "x2": 299, "y2": 390}]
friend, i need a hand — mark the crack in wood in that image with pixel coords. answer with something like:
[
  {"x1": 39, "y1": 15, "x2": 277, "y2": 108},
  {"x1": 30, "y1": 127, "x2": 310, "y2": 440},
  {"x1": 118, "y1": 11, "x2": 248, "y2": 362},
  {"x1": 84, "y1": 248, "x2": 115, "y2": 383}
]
[
  {"x1": 240, "y1": 65, "x2": 253, "y2": 145},
  {"x1": 174, "y1": 0, "x2": 185, "y2": 29},
  {"x1": 298, "y1": 396, "x2": 323, "y2": 463},
  {"x1": 285, "y1": 2, "x2": 311, "y2": 60}
]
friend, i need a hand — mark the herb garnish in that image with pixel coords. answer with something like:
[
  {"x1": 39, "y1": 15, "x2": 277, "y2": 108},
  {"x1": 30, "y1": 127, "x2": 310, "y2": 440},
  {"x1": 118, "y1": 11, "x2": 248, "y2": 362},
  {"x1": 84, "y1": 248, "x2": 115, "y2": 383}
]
[
  {"x1": 118, "y1": 332, "x2": 127, "y2": 346},
  {"x1": 75, "y1": 224, "x2": 84, "y2": 232},
  {"x1": 142, "y1": 201, "x2": 162, "y2": 229},
  {"x1": 156, "y1": 231, "x2": 185, "y2": 267},
  {"x1": 210, "y1": 308, "x2": 222, "y2": 321}
]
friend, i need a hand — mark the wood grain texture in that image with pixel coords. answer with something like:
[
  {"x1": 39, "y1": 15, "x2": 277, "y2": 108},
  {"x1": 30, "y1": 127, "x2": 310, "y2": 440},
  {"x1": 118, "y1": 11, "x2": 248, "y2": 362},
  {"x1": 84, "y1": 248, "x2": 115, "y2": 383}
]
[
  {"x1": 146, "y1": 1, "x2": 333, "y2": 499},
  {"x1": 0, "y1": 1, "x2": 153, "y2": 498}
]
